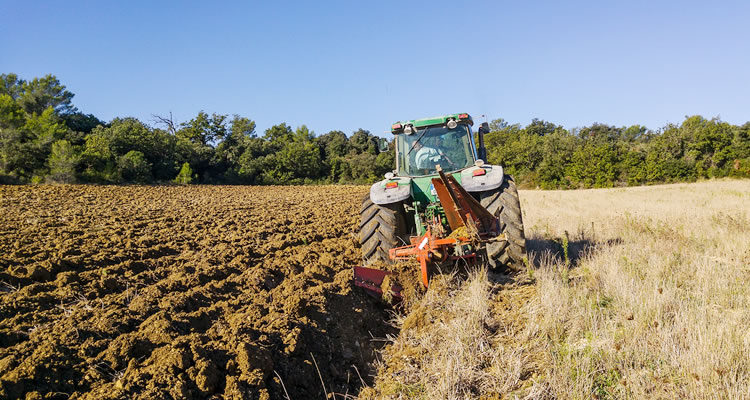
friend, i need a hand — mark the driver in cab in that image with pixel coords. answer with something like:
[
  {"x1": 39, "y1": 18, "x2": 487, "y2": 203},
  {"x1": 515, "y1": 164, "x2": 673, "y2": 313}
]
[{"x1": 414, "y1": 136, "x2": 454, "y2": 170}]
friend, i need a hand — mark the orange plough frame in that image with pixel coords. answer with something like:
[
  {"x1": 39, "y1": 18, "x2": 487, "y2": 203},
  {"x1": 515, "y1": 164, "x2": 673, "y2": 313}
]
[{"x1": 389, "y1": 228, "x2": 474, "y2": 288}]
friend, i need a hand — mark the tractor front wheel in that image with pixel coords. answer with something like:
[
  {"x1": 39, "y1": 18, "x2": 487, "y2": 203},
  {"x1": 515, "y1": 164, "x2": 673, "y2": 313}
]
[
  {"x1": 359, "y1": 195, "x2": 408, "y2": 265},
  {"x1": 480, "y1": 176, "x2": 527, "y2": 271}
]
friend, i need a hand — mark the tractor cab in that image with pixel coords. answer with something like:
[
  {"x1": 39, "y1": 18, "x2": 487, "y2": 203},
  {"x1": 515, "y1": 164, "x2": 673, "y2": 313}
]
[
  {"x1": 392, "y1": 113, "x2": 478, "y2": 177},
  {"x1": 370, "y1": 113, "x2": 501, "y2": 208}
]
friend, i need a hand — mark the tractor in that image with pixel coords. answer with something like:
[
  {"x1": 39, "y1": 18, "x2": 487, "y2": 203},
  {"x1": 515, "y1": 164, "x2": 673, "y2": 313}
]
[{"x1": 354, "y1": 113, "x2": 526, "y2": 299}]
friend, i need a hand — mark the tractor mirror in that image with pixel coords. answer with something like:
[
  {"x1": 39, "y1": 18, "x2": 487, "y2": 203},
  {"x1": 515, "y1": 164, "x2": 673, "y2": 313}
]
[
  {"x1": 477, "y1": 122, "x2": 489, "y2": 161},
  {"x1": 378, "y1": 138, "x2": 389, "y2": 152}
]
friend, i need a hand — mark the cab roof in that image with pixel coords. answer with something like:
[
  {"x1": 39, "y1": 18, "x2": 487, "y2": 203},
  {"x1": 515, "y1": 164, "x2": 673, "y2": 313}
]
[{"x1": 391, "y1": 113, "x2": 473, "y2": 134}]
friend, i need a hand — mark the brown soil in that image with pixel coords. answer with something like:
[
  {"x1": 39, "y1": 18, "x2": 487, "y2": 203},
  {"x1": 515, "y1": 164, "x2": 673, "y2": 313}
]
[{"x1": 0, "y1": 185, "x2": 395, "y2": 400}]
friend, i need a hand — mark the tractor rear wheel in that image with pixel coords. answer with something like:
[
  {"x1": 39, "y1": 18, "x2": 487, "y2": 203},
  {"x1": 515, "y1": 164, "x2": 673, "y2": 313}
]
[
  {"x1": 359, "y1": 195, "x2": 408, "y2": 265},
  {"x1": 480, "y1": 175, "x2": 527, "y2": 271}
]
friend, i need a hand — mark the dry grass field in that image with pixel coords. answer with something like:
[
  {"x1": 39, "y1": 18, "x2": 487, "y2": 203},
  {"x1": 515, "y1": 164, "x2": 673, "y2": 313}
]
[
  {"x1": 0, "y1": 180, "x2": 748, "y2": 399},
  {"x1": 365, "y1": 179, "x2": 750, "y2": 399}
]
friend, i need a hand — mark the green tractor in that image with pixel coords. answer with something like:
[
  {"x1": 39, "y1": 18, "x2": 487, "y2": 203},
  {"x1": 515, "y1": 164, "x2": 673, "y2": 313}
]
[{"x1": 354, "y1": 113, "x2": 526, "y2": 297}]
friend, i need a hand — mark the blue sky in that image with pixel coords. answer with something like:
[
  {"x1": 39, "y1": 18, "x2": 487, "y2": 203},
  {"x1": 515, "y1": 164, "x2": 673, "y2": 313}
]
[{"x1": 2, "y1": 1, "x2": 749, "y2": 137}]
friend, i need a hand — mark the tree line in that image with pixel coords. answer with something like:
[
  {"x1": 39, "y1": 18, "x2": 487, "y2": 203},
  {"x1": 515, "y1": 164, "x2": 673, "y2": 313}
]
[
  {"x1": 484, "y1": 116, "x2": 750, "y2": 188},
  {"x1": 0, "y1": 73, "x2": 393, "y2": 185},
  {"x1": 1, "y1": 73, "x2": 749, "y2": 188}
]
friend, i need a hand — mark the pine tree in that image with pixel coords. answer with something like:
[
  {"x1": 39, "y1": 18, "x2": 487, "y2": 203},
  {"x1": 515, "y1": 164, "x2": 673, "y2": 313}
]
[{"x1": 174, "y1": 162, "x2": 194, "y2": 184}]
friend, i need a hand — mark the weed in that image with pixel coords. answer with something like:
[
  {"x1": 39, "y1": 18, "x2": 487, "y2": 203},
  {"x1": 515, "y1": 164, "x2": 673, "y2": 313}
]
[
  {"x1": 562, "y1": 231, "x2": 570, "y2": 267},
  {"x1": 591, "y1": 368, "x2": 622, "y2": 399},
  {"x1": 525, "y1": 257, "x2": 535, "y2": 281},
  {"x1": 595, "y1": 295, "x2": 614, "y2": 309}
]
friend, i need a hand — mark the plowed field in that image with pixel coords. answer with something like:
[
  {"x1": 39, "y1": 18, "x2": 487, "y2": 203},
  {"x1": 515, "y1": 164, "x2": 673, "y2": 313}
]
[{"x1": 0, "y1": 185, "x2": 393, "y2": 400}]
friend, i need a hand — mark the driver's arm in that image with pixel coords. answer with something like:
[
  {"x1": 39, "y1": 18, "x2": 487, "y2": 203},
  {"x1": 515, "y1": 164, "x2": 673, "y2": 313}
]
[
  {"x1": 415, "y1": 148, "x2": 430, "y2": 169},
  {"x1": 415, "y1": 147, "x2": 438, "y2": 169}
]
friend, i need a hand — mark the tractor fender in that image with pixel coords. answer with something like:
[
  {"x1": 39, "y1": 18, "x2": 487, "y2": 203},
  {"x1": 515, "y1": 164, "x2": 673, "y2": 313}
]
[
  {"x1": 461, "y1": 164, "x2": 504, "y2": 192},
  {"x1": 370, "y1": 177, "x2": 412, "y2": 205}
]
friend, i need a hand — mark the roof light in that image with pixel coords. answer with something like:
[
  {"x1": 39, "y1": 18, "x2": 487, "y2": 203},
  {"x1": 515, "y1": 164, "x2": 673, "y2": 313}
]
[
  {"x1": 385, "y1": 181, "x2": 399, "y2": 189},
  {"x1": 472, "y1": 168, "x2": 486, "y2": 177},
  {"x1": 458, "y1": 113, "x2": 469, "y2": 119},
  {"x1": 391, "y1": 123, "x2": 402, "y2": 131}
]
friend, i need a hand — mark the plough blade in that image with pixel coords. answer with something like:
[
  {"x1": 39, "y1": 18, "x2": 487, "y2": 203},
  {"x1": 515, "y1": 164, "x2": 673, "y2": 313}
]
[{"x1": 353, "y1": 266, "x2": 403, "y2": 300}]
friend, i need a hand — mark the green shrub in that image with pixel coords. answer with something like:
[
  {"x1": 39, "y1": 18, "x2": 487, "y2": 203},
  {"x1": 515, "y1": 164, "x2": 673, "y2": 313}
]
[{"x1": 117, "y1": 150, "x2": 151, "y2": 183}]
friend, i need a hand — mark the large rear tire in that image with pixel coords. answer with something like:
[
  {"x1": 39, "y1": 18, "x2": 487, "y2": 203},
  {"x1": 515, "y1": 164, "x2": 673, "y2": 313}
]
[
  {"x1": 480, "y1": 176, "x2": 527, "y2": 271},
  {"x1": 359, "y1": 195, "x2": 408, "y2": 265}
]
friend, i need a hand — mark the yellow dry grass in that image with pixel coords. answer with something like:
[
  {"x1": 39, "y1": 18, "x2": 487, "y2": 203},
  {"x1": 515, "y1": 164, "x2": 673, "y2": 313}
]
[
  {"x1": 359, "y1": 268, "x2": 545, "y2": 400},
  {"x1": 362, "y1": 179, "x2": 750, "y2": 399}
]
